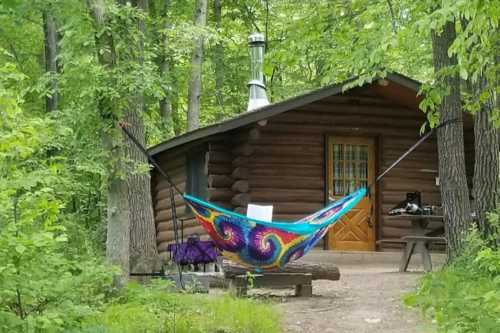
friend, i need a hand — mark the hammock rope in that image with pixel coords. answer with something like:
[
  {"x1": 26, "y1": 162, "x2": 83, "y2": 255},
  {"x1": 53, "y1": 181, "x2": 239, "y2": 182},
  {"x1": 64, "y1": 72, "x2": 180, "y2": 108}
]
[{"x1": 119, "y1": 117, "x2": 460, "y2": 271}]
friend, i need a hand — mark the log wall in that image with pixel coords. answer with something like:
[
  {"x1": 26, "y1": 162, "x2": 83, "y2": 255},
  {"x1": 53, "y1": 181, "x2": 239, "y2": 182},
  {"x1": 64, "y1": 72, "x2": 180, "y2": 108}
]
[{"x1": 151, "y1": 87, "x2": 475, "y2": 253}]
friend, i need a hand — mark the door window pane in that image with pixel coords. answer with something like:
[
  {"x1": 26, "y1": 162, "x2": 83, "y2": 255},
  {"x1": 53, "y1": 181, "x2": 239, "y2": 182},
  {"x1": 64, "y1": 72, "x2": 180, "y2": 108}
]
[{"x1": 331, "y1": 142, "x2": 370, "y2": 196}]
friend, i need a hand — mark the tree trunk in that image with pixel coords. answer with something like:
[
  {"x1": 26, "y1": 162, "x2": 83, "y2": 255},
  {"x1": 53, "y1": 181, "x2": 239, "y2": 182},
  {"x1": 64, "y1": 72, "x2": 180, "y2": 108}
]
[
  {"x1": 89, "y1": 0, "x2": 129, "y2": 282},
  {"x1": 431, "y1": 21, "x2": 472, "y2": 259},
  {"x1": 158, "y1": 0, "x2": 173, "y2": 131},
  {"x1": 213, "y1": 0, "x2": 224, "y2": 118},
  {"x1": 127, "y1": 0, "x2": 159, "y2": 275},
  {"x1": 473, "y1": 78, "x2": 500, "y2": 243},
  {"x1": 43, "y1": 9, "x2": 58, "y2": 112},
  {"x1": 187, "y1": 0, "x2": 207, "y2": 131}
]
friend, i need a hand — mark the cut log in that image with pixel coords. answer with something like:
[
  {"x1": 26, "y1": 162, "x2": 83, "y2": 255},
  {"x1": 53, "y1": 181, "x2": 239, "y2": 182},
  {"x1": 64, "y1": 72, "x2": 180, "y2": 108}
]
[
  {"x1": 232, "y1": 167, "x2": 249, "y2": 180},
  {"x1": 222, "y1": 259, "x2": 340, "y2": 281},
  {"x1": 232, "y1": 180, "x2": 249, "y2": 193},
  {"x1": 207, "y1": 188, "x2": 233, "y2": 201},
  {"x1": 208, "y1": 174, "x2": 233, "y2": 187},
  {"x1": 232, "y1": 193, "x2": 251, "y2": 207}
]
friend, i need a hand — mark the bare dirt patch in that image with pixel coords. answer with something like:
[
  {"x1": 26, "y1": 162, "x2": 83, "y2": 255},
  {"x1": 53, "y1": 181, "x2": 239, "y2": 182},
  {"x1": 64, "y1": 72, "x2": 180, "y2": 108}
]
[{"x1": 250, "y1": 266, "x2": 433, "y2": 333}]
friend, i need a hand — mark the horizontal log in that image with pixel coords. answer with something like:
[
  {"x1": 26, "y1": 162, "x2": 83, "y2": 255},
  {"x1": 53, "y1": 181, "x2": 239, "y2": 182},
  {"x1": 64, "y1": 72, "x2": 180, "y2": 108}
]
[
  {"x1": 157, "y1": 225, "x2": 206, "y2": 243},
  {"x1": 382, "y1": 190, "x2": 441, "y2": 201},
  {"x1": 207, "y1": 188, "x2": 233, "y2": 201},
  {"x1": 258, "y1": 132, "x2": 323, "y2": 146},
  {"x1": 234, "y1": 127, "x2": 260, "y2": 142},
  {"x1": 273, "y1": 214, "x2": 310, "y2": 221},
  {"x1": 222, "y1": 259, "x2": 340, "y2": 281},
  {"x1": 250, "y1": 176, "x2": 324, "y2": 190},
  {"x1": 156, "y1": 186, "x2": 186, "y2": 201},
  {"x1": 208, "y1": 142, "x2": 230, "y2": 152},
  {"x1": 209, "y1": 201, "x2": 233, "y2": 209},
  {"x1": 270, "y1": 202, "x2": 323, "y2": 214},
  {"x1": 157, "y1": 234, "x2": 211, "y2": 252},
  {"x1": 250, "y1": 189, "x2": 324, "y2": 203},
  {"x1": 232, "y1": 156, "x2": 249, "y2": 167},
  {"x1": 250, "y1": 155, "x2": 323, "y2": 166},
  {"x1": 208, "y1": 174, "x2": 233, "y2": 187},
  {"x1": 380, "y1": 170, "x2": 439, "y2": 182},
  {"x1": 303, "y1": 102, "x2": 424, "y2": 118},
  {"x1": 232, "y1": 143, "x2": 254, "y2": 156},
  {"x1": 155, "y1": 179, "x2": 186, "y2": 192},
  {"x1": 381, "y1": 159, "x2": 439, "y2": 170},
  {"x1": 321, "y1": 95, "x2": 399, "y2": 106},
  {"x1": 205, "y1": 163, "x2": 233, "y2": 175},
  {"x1": 267, "y1": 123, "x2": 423, "y2": 138},
  {"x1": 276, "y1": 111, "x2": 424, "y2": 128},
  {"x1": 232, "y1": 167, "x2": 249, "y2": 180},
  {"x1": 206, "y1": 151, "x2": 232, "y2": 164},
  {"x1": 156, "y1": 218, "x2": 199, "y2": 232},
  {"x1": 154, "y1": 196, "x2": 185, "y2": 211},
  {"x1": 155, "y1": 154, "x2": 187, "y2": 170},
  {"x1": 232, "y1": 193, "x2": 251, "y2": 207},
  {"x1": 250, "y1": 164, "x2": 323, "y2": 177},
  {"x1": 232, "y1": 180, "x2": 249, "y2": 193},
  {"x1": 381, "y1": 226, "x2": 412, "y2": 239},
  {"x1": 382, "y1": 180, "x2": 439, "y2": 193},
  {"x1": 253, "y1": 144, "x2": 323, "y2": 156},
  {"x1": 155, "y1": 205, "x2": 188, "y2": 222}
]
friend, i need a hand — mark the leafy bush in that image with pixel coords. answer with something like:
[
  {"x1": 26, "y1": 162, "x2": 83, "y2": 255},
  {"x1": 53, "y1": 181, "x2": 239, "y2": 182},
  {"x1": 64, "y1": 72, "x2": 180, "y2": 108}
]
[{"x1": 405, "y1": 209, "x2": 500, "y2": 333}]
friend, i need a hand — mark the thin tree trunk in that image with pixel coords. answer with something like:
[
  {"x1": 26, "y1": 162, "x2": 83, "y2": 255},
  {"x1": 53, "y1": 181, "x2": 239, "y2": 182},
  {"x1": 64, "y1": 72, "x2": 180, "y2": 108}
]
[
  {"x1": 89, "y1": 0, "x2": 130, "y2": 282},
  {"x1": 431, "y1": 21, "x2": 472, "y2": 259},
  {"x1": 473, "y1": 78, "x2": 500, "y2": 243},
  {"x1": 213, "y1": 0, "x2": 224, "y2": 118},
  {"x1": 127, "y1": 0, "x2": 159, "y2": 275},
  {"x1": 158, "y1": 0, "x2": 173, "y2": 130},
  {"x1": 187, "y1": 0, "x2": 207, "y2": 131},
  {"x1": 43, "y1": 9, "x2": 58, "y2": 112}
]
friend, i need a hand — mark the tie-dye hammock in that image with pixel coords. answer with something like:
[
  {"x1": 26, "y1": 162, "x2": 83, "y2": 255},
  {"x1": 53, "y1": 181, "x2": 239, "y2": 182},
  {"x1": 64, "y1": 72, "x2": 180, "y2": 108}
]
[{"x1": 183, "y1": 187, "x2": 367, "y2": 271}]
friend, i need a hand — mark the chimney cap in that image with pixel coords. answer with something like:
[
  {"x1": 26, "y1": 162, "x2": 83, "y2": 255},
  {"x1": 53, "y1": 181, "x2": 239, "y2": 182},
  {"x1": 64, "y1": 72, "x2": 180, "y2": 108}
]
[{"x1": 248, "y1": 32, "x2": 265, "y2": 45}]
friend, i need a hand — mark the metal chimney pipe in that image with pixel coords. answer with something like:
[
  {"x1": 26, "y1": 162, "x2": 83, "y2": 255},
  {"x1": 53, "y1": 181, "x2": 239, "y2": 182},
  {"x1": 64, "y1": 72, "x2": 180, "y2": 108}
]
[{"x1": 247, "y1": 32, "x2": 269, "y2": 111}]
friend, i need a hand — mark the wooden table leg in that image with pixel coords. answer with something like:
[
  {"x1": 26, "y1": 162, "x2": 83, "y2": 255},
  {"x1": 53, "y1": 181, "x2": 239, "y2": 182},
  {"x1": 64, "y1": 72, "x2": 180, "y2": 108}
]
[
  {"x1": 419, "y1": 242, "x2": 432, "y2": 272},
  {"x1": 399, "y1": 241, "x2": 416, "y2": 272},
  {"x1": 295, "y1": 283, "x2": 313, "y2": 297}
]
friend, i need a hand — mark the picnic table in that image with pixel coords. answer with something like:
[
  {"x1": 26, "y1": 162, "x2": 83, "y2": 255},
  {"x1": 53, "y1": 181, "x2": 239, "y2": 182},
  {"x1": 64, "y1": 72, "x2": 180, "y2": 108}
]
[{"x1": 380, "y1": 214, "x2": 446, "y2": 272}]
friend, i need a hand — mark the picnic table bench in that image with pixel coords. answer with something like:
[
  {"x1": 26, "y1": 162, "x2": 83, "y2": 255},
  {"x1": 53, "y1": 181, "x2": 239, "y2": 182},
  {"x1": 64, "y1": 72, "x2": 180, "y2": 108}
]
[{"x1": 378, "y1": 214, "x2": 446, "y2": 272}]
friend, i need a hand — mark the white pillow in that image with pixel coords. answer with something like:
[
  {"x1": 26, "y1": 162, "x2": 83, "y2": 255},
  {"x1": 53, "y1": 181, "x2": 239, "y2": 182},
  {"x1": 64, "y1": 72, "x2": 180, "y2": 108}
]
[{"x1": 246, "y1": 204, "x2": 273, "y2": 222}]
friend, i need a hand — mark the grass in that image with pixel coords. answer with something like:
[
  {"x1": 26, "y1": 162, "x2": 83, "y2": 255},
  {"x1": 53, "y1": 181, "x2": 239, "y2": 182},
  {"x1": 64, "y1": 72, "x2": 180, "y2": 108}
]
[{"x1": 80, "y1": 280, "x2": 282, "y2": 333}]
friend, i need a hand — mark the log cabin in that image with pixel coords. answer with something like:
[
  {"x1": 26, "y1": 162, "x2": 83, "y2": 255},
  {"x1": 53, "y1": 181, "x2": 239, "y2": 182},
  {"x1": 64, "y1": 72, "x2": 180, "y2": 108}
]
[{"x1": 149, "y1": 34, "x2": 474, "y2": 255}]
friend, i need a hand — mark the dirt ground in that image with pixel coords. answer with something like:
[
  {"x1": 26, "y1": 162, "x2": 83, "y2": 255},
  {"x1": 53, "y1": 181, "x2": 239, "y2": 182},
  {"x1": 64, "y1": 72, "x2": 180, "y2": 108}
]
[{"x1": 250, "y1": 265, "x2": 434, "y2": 333}]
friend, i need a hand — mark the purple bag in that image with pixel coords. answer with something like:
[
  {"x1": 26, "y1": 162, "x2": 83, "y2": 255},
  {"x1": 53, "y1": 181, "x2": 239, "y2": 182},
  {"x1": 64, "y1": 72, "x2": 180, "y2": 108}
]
[{"x1": 167, "y1": 237, "x2": 219, "y2": 265}]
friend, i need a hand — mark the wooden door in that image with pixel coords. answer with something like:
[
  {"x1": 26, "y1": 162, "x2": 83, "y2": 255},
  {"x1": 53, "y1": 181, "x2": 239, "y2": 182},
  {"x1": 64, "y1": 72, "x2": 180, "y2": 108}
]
[{"x1": 326, "y1": 137, "x2": 376, "y2": 251}]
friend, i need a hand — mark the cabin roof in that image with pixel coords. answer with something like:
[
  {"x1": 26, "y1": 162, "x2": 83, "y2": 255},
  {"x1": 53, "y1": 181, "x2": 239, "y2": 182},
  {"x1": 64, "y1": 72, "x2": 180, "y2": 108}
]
[{"x1": 148, "y1": 72, "x2": 421, "y2": 156}]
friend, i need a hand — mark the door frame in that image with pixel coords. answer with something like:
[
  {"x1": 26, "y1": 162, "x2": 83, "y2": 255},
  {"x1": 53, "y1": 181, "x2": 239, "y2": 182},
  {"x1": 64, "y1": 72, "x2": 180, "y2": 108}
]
[{"x1": 323, "y1": 134, "x2": 381, "y2": 250}]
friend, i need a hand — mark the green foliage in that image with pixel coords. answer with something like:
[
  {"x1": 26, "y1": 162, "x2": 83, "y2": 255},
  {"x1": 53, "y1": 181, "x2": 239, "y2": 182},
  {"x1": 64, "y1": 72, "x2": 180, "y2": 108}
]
[
  {"x1": 82, "y1": 280, "x2": 281, "y2": 333},
  {"x1": 0, "y1": 58, "x2": 118, "y2": 332},
  {"x1": 405, "y1": 208, "x2": 500, "y2": 333}
]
